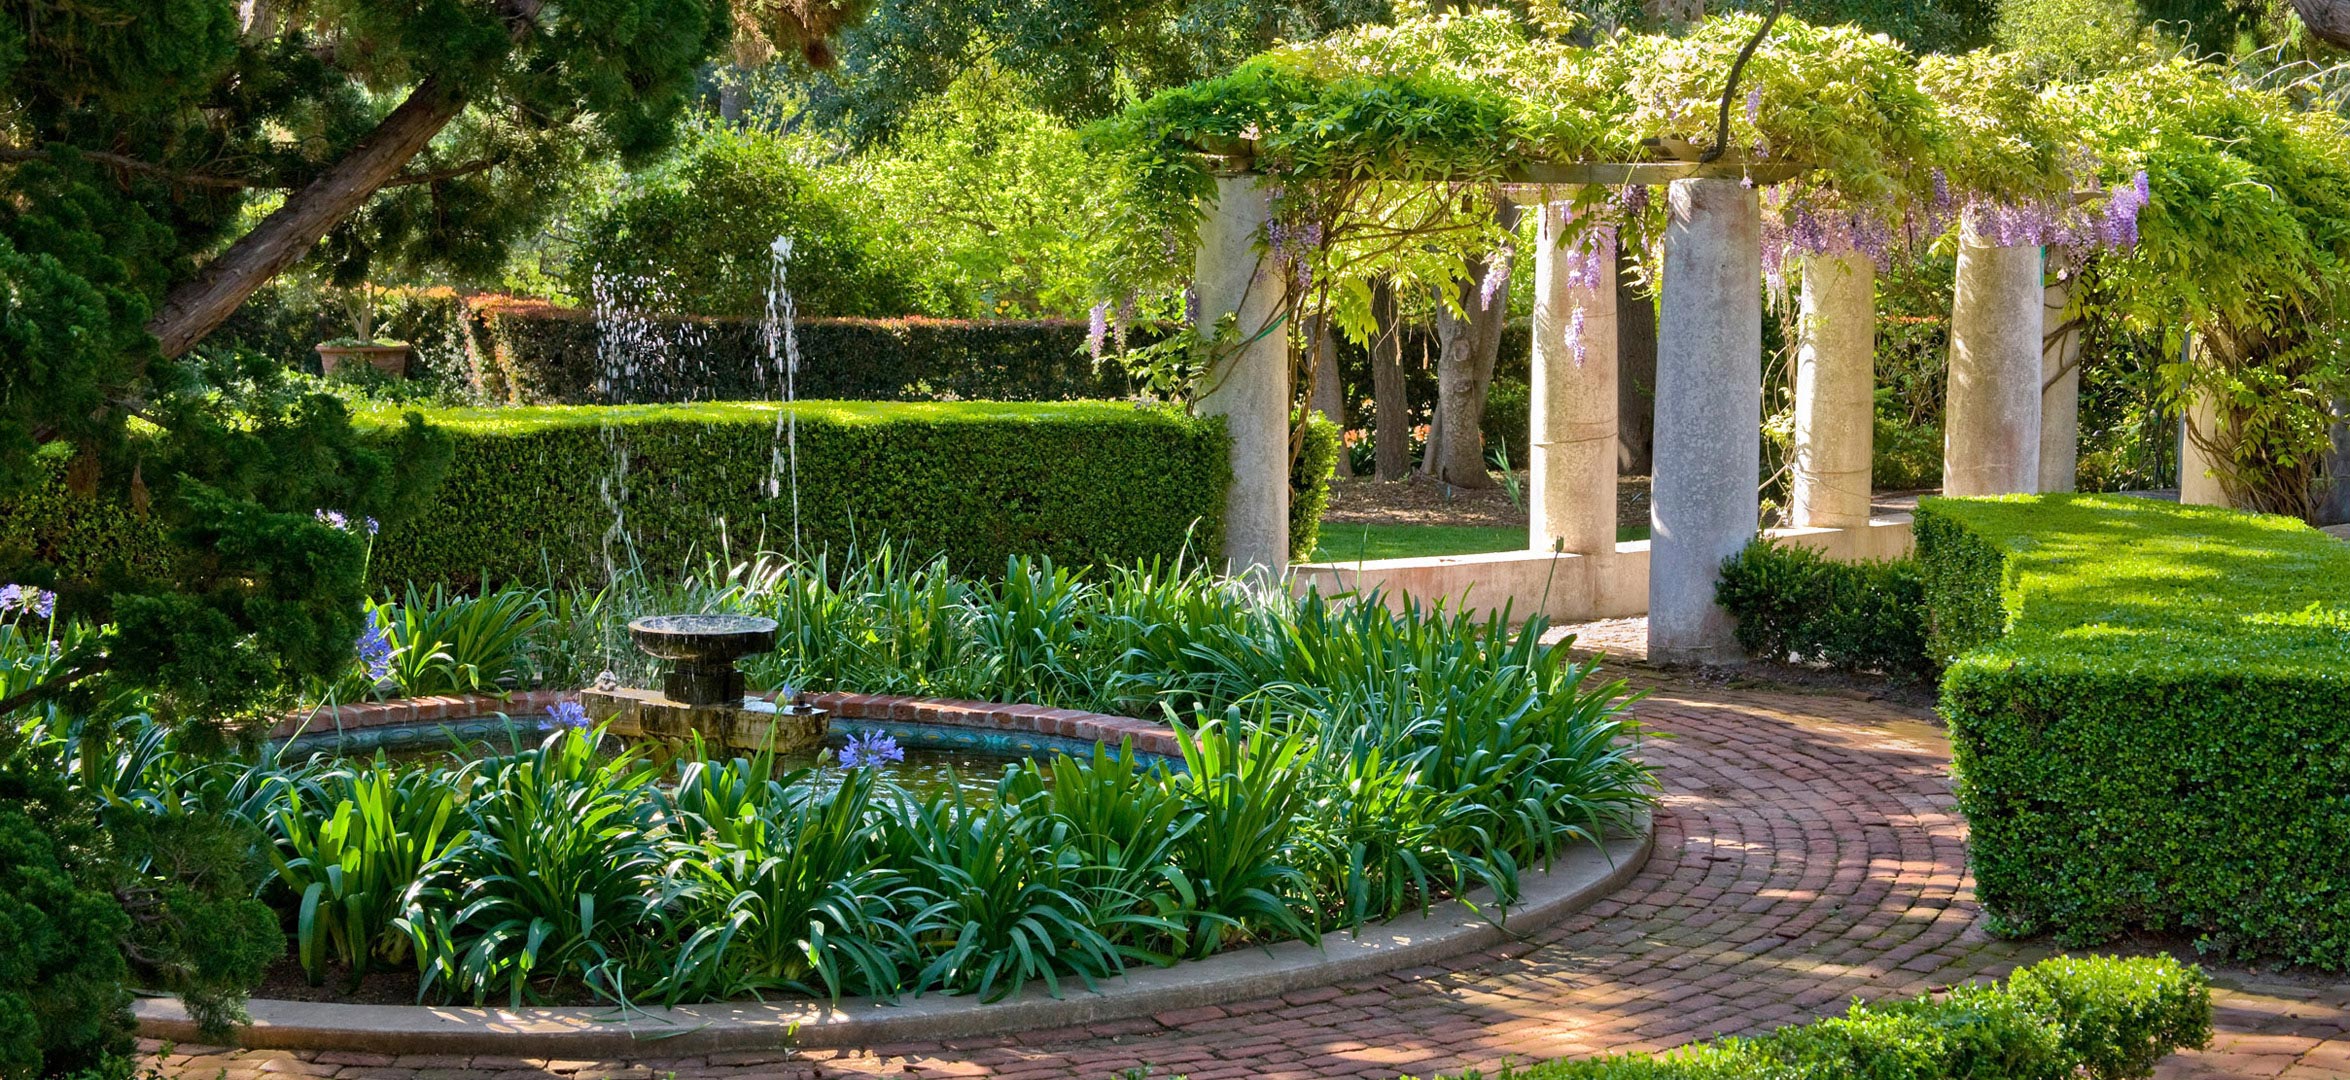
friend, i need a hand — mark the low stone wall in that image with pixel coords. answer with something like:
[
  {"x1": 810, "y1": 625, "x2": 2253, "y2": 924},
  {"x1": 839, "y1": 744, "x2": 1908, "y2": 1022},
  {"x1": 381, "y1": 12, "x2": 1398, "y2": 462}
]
[{"x1": 1293, "y1": 514, "x2": 1915, "y2": 623}]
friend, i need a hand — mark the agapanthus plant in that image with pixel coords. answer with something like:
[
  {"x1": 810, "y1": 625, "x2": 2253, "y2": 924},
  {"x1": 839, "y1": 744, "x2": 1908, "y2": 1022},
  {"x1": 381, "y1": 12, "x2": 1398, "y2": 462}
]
[{"x1": 837, "y1": 731, "x2": 906, "y2": 769}]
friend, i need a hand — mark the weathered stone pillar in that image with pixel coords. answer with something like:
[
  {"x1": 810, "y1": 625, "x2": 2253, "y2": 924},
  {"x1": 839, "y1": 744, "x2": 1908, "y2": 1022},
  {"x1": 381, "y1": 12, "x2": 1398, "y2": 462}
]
[
  {"x1": 2040, "y1": 267, "x2": 2082, "y2": 493},
  {"x1": 1792, "y1": 251, "x2": 1875, "y2": 528},
  {"x1": 1944, "y1": 231, "x2": 2044, "y2": 496},
  {"x1": 1530, "y1": 201, "x2": 1619, "y2": 562},
  {"x1": 1195, "y1": 176, "x2": 1290, "y2": 574},
  {"x1": 1651, "y1": 178, "x2": 1761, "y2": 665},
  {"x1": 2180, "y1": 391, "x2": 2230, "y2": 506}
]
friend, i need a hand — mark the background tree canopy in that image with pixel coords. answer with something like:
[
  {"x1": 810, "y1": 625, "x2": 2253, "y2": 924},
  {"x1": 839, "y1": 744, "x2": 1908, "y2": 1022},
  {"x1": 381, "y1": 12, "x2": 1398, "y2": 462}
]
[{"x1": 0, "y1": 0, "x2": 766, "y2": 724}]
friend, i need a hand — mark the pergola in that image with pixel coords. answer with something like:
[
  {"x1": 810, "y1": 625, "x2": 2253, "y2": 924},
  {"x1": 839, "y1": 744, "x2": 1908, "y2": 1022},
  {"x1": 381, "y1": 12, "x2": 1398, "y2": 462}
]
[{"x1": 1194, "y1": 153, "x2": 2075, "y2": 664}]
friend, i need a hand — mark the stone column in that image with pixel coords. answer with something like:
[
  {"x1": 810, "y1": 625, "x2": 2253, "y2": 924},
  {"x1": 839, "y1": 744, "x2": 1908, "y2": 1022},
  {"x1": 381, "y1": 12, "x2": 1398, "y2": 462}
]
[
  {"x1": 1944, "y1": 231, "x2": 2044, "y2": 496},
  {"x1": 2180, "y1": 391, "x2": 2230, "y2": 506},
  {"x1": 1650, "y1": 178, "x2": 1761, "y2": 666},
  {"x1": 1792, "y1": 251, "x2": 1875, "y2": 528},
  {"x1": 1195, "y1": 175, "x2": 1290, "y2": 574},
  {"x1": 2040, "y1": 266, "x2": 2082, "y2": 493},
  {"x1": 1530, "y1": 201, "x2": 1619, "y2": 562}
]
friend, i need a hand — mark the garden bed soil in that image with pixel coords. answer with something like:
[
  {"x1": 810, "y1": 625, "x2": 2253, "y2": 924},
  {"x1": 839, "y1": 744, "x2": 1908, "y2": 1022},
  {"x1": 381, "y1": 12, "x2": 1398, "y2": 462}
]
[{"x1": 1323, "y1": 473, "x2": 1651, "y2": 528}]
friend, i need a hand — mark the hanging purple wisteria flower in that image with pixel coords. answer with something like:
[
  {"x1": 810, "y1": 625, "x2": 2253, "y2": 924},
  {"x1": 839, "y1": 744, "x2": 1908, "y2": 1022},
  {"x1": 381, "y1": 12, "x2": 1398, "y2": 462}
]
[
  {"x1": 1087, "y1": 302, "x2": 1111, "y2": 363},
  {"x1": 837, "y1": 731, "x2": 905, "y2": 769},
  {"x1": 1616, "y1": 184, "x2": 1650, "y2": 217}
]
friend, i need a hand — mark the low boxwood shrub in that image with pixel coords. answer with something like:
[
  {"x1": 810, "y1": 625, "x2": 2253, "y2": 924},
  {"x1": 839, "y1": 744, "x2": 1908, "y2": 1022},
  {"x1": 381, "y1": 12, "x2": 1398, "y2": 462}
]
[
  {"x1": 1444, "y1": 954, "x2": 2208, "y2": 1080},
  {"x1": 1919, "y1": 493, "x2": 2350, "y2": 964},
  {"x1": 362, "y1": 401, "x2": 1234, "y2": 588},
  {"x1": 1714, "y1": 539, "x2": 1932, "y2": 679},
  {"x1": 1290, "y1": 413, "x2": 1341, "y2": 562}
]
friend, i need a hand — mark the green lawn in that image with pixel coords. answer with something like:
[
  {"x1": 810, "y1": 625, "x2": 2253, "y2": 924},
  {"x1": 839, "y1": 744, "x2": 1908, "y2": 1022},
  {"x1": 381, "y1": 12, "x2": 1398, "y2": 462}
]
[{"x1": 1308, "y1": 522, "x2": 1650, "y2": 563}]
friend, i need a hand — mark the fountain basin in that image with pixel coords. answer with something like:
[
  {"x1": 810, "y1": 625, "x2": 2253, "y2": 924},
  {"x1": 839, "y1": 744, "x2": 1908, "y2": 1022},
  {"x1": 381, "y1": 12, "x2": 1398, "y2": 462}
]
[{"x1": 627, "y1": 613, "x2": 777, "y2": 706}]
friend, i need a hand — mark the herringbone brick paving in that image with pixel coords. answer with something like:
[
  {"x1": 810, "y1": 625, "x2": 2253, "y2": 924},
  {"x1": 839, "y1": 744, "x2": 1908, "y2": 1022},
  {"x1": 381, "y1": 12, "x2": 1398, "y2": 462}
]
[{"x1": 144, "y1": 662, "x2": 2350, "y2": 1079}]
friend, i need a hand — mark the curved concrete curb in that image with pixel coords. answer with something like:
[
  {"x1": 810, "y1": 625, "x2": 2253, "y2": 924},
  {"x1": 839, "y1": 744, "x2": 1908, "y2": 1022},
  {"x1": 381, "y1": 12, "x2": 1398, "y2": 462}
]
[{"x1": 138, "y1": 817, "x2": 1652, "y2": 1056}]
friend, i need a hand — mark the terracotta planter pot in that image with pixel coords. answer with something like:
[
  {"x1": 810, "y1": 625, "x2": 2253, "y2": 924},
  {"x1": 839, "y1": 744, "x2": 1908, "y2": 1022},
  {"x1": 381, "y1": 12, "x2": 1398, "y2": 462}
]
[{"x1": 315, "y1": 342, "x2": 411, "y2": 378}]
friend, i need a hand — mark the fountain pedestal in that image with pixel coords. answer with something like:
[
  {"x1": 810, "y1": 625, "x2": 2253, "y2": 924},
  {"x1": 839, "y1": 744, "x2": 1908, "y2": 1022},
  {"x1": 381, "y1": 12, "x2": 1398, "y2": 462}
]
[
  {"x1": 578, "y1": 688, "x2": 828, "y2": 754},
  {"x1": 578, "y1": 614, "x2": 828, "y2": 755}
]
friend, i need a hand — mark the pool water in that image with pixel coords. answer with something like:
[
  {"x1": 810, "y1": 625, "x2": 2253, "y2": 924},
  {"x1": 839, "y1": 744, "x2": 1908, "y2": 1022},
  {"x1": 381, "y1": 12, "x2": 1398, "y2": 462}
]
[{"x1": 274, "y1": 713, "x2": 1167, "y2": 802}]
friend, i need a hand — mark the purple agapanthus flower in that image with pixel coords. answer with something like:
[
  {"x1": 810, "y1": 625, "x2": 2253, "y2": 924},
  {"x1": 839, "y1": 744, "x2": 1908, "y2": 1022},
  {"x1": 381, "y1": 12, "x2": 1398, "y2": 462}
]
[
  {"x1": 364, "y1": 517, "x2": 380, "y2": 536},
  {"x1": 0, "y1": 584, "x2": 20, "y2": 611},
  {"x1": 357, "y1": 618, "x2": 395, "y2": 686},
  {"x1": 32, "y1": 590, "x2": 53, "y2": 619},
  {"x1": 544, "y1": 700, "x2": 590, "y2": 730},
  {"x1": 316, "y1": 509, "x2": 349, "y2": 530},
  {"x1": 837, "y1": 731, "x2": 905, "y2": 769}
]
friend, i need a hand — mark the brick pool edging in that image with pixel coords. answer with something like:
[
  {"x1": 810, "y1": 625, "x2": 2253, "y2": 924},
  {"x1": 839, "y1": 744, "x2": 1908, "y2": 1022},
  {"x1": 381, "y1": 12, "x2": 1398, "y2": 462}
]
[
  {"x1": 269, "y1": 689, "x2": 1182, "y2": 758},
  {"x1": 136, "y1": 819, "x2": 1652, "y2": 1056}
]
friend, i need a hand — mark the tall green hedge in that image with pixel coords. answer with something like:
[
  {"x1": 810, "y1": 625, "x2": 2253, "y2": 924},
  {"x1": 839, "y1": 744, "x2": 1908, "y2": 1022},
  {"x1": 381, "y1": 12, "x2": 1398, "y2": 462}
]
[
  {"x1": 1919, "y1": 493, "x2": 2350, "y2": 965},
  {"x1": 467, "y1": 306, "x2": 1147, "y2": 405},
  {"x1": 1443, "y1": 954, "x2": 2208, "y2": 1080},
  {"x1": 362, "y1": 401, "x2": 1232, "y2": 588}
]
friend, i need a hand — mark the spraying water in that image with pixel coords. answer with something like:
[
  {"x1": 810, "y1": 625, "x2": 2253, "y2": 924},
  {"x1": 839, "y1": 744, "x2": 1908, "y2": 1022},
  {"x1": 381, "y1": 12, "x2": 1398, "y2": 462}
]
[{"x1": 763, "y1": 236, "x2": 802, "y2": 553}]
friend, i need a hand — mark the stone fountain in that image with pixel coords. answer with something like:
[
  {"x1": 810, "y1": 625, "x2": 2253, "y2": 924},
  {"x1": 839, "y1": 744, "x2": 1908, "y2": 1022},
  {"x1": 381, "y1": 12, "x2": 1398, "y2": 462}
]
[{"x1": 577, "y1": 614, "x2": 828, "y2": 754}]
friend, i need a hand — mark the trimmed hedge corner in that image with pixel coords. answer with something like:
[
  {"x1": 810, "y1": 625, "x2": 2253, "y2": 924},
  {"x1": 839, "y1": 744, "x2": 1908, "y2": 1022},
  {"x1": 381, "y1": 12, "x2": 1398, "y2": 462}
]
[
  {"x1": 1443, "y1": 954, "x2": 2208, "y2": 1080},
  {"x1": 1919, "y1": 493, "x2": 2350, "y2": 965},
  {"x1": 360, "y1": 401, "x2": 1233, "y2": 587}
]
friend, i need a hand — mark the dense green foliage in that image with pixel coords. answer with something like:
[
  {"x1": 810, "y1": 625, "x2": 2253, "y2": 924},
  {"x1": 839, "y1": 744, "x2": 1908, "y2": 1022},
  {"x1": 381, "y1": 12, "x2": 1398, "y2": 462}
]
[
  {"x1": 570, "y1": 125, "x2": 938, "y2": 318},
  {"x1": 352, "y1": 402, "x2": 1231, "y2": 587},
  {"x1": 1451, "y1": 955, "x2": 2208, "y2": 1080},
  {"x1": 465, "y1": 305, "x2": 1142, "y2": 405},
  {"x1": 104, "y1": 553, "x2": 1652, "y2": 1006},
  {"x1": 2053, "y1": 63, "x2": 2350, "y2": 517},
  {"x1": 1919, "y1": 494, "x2": 2350, "y2": 964},
  {"x1": 1290, "y1": 414, "x2": 1343, "y2": 562},
  {"x1": 1715, "y1": 540, "x2": 1933, "y2": 680},
  {"x1": 2, "y1": 619, "x2": 287, "y2": 1078},
  {"x1": 0, "y1": 0, "x2": 753, "y2": 722}
]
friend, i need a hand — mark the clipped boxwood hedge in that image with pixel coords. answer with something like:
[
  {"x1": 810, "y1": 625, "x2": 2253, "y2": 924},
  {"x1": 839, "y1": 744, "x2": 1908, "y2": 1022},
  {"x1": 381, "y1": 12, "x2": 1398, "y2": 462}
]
[
  {"x1": 362, "y1": 401, "x2": 1241, "y2": 588},
  {"x1": 1447, "y1": 954, "x2": 2208, "y2": 1080},
  {"x1": 461, "y1": 301, "x2": 1145, "y2": 405},
  {"x1": 1918, "y1": 493, "x2": 2350, "y2": 965}
]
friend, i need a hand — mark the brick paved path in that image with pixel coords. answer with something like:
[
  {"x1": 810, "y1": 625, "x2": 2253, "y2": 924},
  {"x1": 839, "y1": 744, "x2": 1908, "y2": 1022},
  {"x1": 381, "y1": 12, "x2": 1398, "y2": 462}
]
[{"x1": 147, "y1": 674, "x2": 2350, "y2": 1080}]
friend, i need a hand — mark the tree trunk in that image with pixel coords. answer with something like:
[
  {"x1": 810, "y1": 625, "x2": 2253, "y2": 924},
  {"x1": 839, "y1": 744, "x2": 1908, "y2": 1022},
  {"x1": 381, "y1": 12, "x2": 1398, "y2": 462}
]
[
  {"x1": 1308, "y1": 311, "x2": 1354, "y2": 478},
  {"x1": 147, "y1": 76, "x2": 468, "y2": 358},
  {"x1": 2292, "y1": 0, "x2": 2350, "y2": 48},
  {"x1": 1420, "y1": 198, "x2": 1520, "y2": 489},
  {"x1": 1371, "y1": 280, "x2": 1410, "y2": 481},
  {"x1": 1615, "y1": 245, "x2": 1657, "y2": 476}
]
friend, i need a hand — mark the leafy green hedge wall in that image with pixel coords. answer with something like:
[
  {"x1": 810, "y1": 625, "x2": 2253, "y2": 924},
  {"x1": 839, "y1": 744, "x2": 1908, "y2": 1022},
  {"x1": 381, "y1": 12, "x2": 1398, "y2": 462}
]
[
  {"x1": 363, "y1": 402, "x2": 1234, "y2": 588},
  {"x1": 208, "y1": 290, "x2": 1151, "y2": 405},
  {"x1": 1920, "y1": 494, "x2": 2350, "y2": 965},
  {"x1": 468, "y1": 305, "x2": 1147, "y2": 405},
  {"x1": 1448, "y1": 954, "x2": 2208, "y2": 1080}
]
